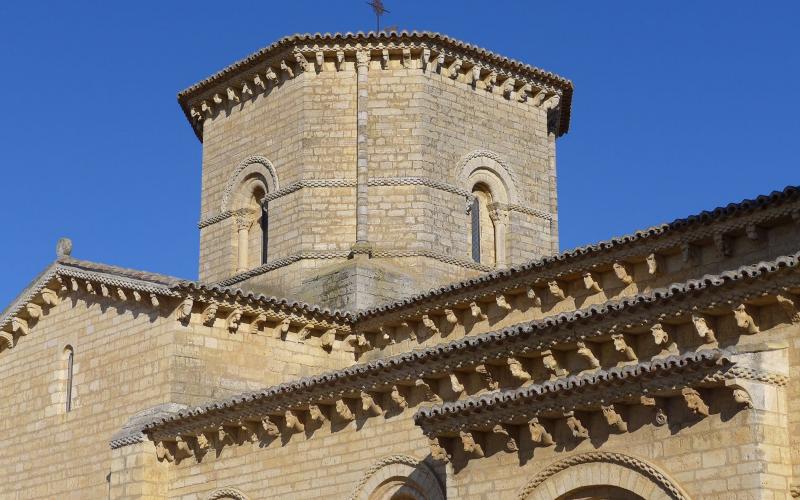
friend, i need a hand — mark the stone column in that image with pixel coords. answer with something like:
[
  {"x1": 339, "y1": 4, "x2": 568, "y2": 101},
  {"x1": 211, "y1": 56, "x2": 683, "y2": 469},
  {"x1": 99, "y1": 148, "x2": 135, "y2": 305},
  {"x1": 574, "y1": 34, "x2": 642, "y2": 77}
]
[
  {"x1": 489, "y1": 206, "x2": 509, "y2": 268},
  {"x1": 234, "y1": 210, "x2": 256, "y2": 273},
  {"x1": 354, "y1": 49, "x2": 370, "y2": 250}
]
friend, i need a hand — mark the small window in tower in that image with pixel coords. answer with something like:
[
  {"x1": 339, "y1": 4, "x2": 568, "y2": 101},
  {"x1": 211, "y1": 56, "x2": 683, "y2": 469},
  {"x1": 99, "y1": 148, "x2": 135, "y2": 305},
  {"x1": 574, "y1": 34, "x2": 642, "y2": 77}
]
[
  {"x1": 471, "y1": 184, "x2": 496, "y2": 265},
  {"x1": 64, "y1": 345, "x2": 74, "y2": 412}
]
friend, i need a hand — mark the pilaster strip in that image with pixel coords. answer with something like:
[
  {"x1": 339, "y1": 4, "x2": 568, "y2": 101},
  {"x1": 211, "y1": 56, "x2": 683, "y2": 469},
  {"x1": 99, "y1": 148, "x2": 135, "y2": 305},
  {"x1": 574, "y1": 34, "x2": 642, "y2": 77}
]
[{"x1": 356, "y1": 50, "x2": 370, "y2": 244}]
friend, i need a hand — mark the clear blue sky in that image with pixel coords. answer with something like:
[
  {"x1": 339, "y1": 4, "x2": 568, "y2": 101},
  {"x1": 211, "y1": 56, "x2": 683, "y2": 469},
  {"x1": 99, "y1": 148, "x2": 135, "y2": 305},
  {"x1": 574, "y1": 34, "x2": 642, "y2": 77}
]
[{"x1": 1, "y1": 1, "x2": 798, "y2": 307}]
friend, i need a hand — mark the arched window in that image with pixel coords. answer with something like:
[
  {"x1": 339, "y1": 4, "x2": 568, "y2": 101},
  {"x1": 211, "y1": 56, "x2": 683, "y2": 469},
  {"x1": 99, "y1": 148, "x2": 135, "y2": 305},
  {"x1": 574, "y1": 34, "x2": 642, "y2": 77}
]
[
  {"x1": 224, "y1": 157, "x2": 277, "y2": 274},
  {"x1": 471, "y1": 183, "x2": 496, "y2": 265},
  {"x1": 64, "y1": 345, "x2": 74, "y2": 412}
]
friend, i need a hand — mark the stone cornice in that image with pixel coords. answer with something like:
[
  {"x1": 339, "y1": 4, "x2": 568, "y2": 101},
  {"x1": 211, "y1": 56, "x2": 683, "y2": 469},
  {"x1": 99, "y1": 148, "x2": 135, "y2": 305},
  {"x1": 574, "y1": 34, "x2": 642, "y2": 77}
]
[
  {"x1": 412, "y1": 349, "x2": 784, "y2": 435},
  {"x1": 139, "y1": 251, "x2": 800, "y2": 444},
  {"x1": 356, "y1": 185, "x2": 800, "y2": 322},
  {"x1": 178, "y1": 31, "x2": 573, "y2": 141}
]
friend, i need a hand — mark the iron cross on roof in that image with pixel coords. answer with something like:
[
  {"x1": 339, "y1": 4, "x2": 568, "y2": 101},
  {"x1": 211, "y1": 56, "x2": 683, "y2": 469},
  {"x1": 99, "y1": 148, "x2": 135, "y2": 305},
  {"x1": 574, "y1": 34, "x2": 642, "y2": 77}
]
[{"x1": 367, "y1": 0, "x2": 390, "y2": 32}]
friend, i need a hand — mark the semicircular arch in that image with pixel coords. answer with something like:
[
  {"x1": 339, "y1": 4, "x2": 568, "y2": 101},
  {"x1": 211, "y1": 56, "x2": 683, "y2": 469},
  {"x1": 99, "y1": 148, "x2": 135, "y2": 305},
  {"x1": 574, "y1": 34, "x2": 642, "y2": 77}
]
[
  {"x1": 220, "y1": 155, "x2": 279, "y2": 212},
  {"x1": 517, "y1": 452, "x2": 690, "y2": 500},
  {"x1": 349, "y1": 454, "x2": 445, "y2": 500},
  {"x1": 457, "y1": 149, "x2": 517, "y2": 204}
]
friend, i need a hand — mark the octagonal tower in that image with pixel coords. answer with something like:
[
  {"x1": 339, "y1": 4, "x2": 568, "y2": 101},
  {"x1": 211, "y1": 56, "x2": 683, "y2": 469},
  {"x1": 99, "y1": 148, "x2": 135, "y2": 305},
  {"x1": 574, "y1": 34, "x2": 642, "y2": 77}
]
[{"x1": 180, "y1": 32, "x2": 573, "y2": 310}]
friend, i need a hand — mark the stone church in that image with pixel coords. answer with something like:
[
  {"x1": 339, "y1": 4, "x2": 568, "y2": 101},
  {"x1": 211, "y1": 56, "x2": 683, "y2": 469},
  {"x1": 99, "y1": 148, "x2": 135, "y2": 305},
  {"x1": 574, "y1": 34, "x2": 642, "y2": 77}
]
[{"x1": 1, "y1": 31, "x2": 799, "y2": 499}]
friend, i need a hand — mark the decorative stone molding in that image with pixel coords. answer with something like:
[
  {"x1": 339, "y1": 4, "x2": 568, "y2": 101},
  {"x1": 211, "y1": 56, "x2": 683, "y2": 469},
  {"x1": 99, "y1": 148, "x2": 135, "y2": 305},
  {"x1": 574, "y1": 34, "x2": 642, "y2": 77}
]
[
  {"x1": 459, "y1": 149, "x2": 518, "y2": 205},
  {"x1": 219, "y1": 155, "x2": 279, "y2": 213},
  {"x1": 199, "y1": 176, "x2": 553, "y2": 228},
  {"x1": 180, "y1": 32, "x2": 572, "y2": 141},
  {"x1": 356, "y1": 187, "x2": 800, "y2": 323},
  {"x1": 516, "y1": 452, "x2": 690, "y2": 500},
  {"x1": 348, "y1": 454, "x2": 444, "y2": 500},
  {"x1": 207, "y1": 487, "x2": 249, "y2": 500}
]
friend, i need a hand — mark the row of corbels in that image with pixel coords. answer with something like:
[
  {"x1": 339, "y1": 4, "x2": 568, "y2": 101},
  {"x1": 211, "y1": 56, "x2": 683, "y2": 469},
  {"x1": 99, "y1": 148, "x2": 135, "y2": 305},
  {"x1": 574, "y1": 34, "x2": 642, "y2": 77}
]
[
  {"x1": 153, "y1": 385, "x2": 422, "y2": 462},
  {"x1": 174, "y1": 296, "x2": 349, "y2": 350},
  {"x1": 424, "y1": 387, "x2": 750, "y2": 463},
  {"x1": 352, "y1": 291, "x2": 800, "y2": 392},
  {"x1": 0, "y1": 275, "x2": 165, "y2": 351},
  {"x1": 188, "y1": 46, "x2": 561, "y2": 125},
  {"x1": 354, "y1": 226, "x2": 780, "y2": 348}
]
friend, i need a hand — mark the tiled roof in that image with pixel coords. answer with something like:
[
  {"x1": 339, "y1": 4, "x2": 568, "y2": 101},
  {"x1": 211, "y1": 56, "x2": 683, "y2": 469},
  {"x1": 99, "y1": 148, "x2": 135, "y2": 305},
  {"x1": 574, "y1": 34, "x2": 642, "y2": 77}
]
[
  {"x1": 140, "y1": 250, "x2": 800, "y2": 435},
  {"x1": 413, "y1": 349, "x2": 729, "y2": 422},
  {"x1": 177, "y1": 31, "x2": 574, "y2": 137},
  {"x1": 356, "y1": 185, "x2": 800, "y2": 320}
]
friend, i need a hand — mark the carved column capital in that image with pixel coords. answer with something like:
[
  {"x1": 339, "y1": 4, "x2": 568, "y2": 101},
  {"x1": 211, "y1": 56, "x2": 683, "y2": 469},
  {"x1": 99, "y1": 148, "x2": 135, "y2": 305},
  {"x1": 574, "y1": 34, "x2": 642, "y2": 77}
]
[
  {"x1": 356, "y1": 50, "x2": 370, "y2": 70},
  {"x1": 234, "y1": 209, "x2": 257, "y2": 231}
]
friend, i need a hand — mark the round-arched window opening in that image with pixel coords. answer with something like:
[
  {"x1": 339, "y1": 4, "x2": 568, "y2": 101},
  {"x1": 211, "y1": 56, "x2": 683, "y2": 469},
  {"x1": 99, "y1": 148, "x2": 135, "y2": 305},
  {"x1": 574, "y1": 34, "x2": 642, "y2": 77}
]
[
  {"x1": 63, "y1": 345, "x2": 74, "y2": 412},
  {"x1": 471, "y1": 183, "x2": 496, "y2": 266}
]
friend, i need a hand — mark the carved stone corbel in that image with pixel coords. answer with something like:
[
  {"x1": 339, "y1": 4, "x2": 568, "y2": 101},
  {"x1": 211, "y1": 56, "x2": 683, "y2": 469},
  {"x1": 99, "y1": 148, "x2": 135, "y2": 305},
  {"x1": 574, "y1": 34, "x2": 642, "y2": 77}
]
[
  {"x1": 280, "y1": 60, "x2": 294, "y2": 78},
  {"x1": 469, "y1": 302, "x2": 487, "y2": 321},
  {"x1": 240, "y1": 81, "x2": 253, "y2": 97},
  {"x1": 681, "y1": 387, "x2": 709, "y2": 416},
  {"x1": 528, "y1": 418, "x2": 553, "y2": 445},
  {"x1": 541, "y1": 350, "x2": 567, "y2": 377},
  {"x1": 10, "y1": 317, "x2": 28, "y2": 336},
  {"x1": 575, "y1": 341, "x2": 600, "y2": 369},
  {"x1": 601, "y1": 404, "x2": 628, "y2": 432},
  {"x1": 249, "y1": 313, "x2": 267, "y2": 334},
  {"x1": 25, "y1": 303, "x2": 43, "y2": 321},
  {"x1": 398, "y1": 321, "x2": 416, "y2": 341},
  {"x1": 421, "y1": 48, "x2": 431, "y2": 72},
  {"x1": 525, "y1": 287, "x2": 542, "y2": 307},
  {"x1": 100, "y1": 284, "x2": 111, "y2": 298},
  {"x1": 651, "y1": 323, "x2": 670, "y2": 346},
  {"x1": 226, "y1": 309, "x2": 243, "y2": 333},
  {"x1": 315, "y1": 51, "x2": 324, "y2": 71},
  {"x1": 41, "y1": 287, "x2": 60, "y2": 306},
  {"x1": 444, "y1": 308, "x2": 458, "y2": 325},
  {"x1": 449, "y1": 58, "x2": 462, "y2": 79},
  {"x1": 402, "y1": 48, "x2": 411, "y2": 68},
  {"x1": 733, "y1": 304, "x2": 759, "y2": 334},
  {"x1": 276, "y1": 318, "x2": 291, "y2": 338},
  {"x1": 502, "y1": 77, "x2": 515, "y2": 98},
  {"x1": 155, "y1": 441, "x2": 174, "y2": 462},
  {"x1": 732, "y1": 388, "x2": 754, "y2": 409},
  {"x1": 517, "y1": 82, "x2": 532, "y2": 102},
  {"x1": 459, "y1": 431, "x2": 484, "y2": 457},
  {"x1": 361, "y1": 392, "x2": 382, "y2": 415},
  {"x1": 200, "y1": 100, "x2": 213, "y2": 117},
  {"x1": 116, "y1": 288, "x2": 128, "y2": 301},
  {"x1": 612, "y1": 262, "x2": 633, "y2": 285},
  {"x1": 612, "y1": 334, "x2": 637, "y2": 362},
  {"x1": 265, "y1": 67, "x2": 278, "y2": 84},
  {"x1": 176, "y1": 297, "x2": 193, "y2": 324},
  {"x1": 132, "y1": 290, "x2": 142, "y2": 302},
  {"x1": 507, "y1": 357, "x2": 531, "y2": 382},
  {"x1": 429, "y1": 437, "x2": 450, "y2": 462},
  {"x1": 149, "y1": 294, "x2": 160, "y2": 307},
  {"x1": 85, "y1": 281, "x2": 95, "y2": 294},
  {"x1": 308, "y1": 404, "x2": 326, "y2": 423},
  {"x1": 776, "y1": 294, "x2": 800, "y2": 323},
  {"x1": 746, "y1": 223, "x2": 765, "y2": 241},
  {"x1": 347, "y1": 333, "x2": 370, "y2": 350},
  {"x1": 262, "y1": 417, "x2": 281, "y2": 437},
  {"x1": 380, "y1": 49, "x2": 389, "y2": 69},
  {"x1": 448, "y1": 372, "x2": 465, "y2": 394},
  {"x1": 646, "y1": 253, "x2": 661, "y2": 276},
  {"x1": 471, "y1": 66, "x2": 481, "y2": 88},
  {"x1": 582, "y1": 272, "x2": 602, "y2": 293},
  {"x1": 297, "y1": 323, "x2": 315, "y2": 341},
  {"x1": 212, "y1": 93, "x2": 223, "y2": 105},
  {"x1": 495, "y1": 294, "x2": 512, "y2": 312},
  {"x1": 547, "y1": 280, "x2": 566, "y2": 301},
  {"x1": 0, "y1": 331, "x2": 14, "y2": 350},
  {"x1": 320, "y1": 328, "x2": 336, "y2": 350},
  {"x1": 691, "y1": 313, "x2": 716, "y2": 343},
  {"x1": 421, "y1": 314, "x2": 439, "y2": 335},
  {"x1": 284, "y1": 410, "x2": 305, "y2": 433},
  {"x1": 334, "y1": 399, "x2": 355, "y2": 421},
  {"x1": 201, "y1": 304, "x2": 218, "y2": 326},
  {"x1": 226, "y1": 87, "x2": 240, "y2": 104},
  {"x1": 543, "y1": 94, "x2": 560, "y2": 111},
  {"x1": 253, "y1": 74, "x2": 266, "y2": 90},
  {"x1": 335, "y1": 50, "x2": 344, "y2": 71},
  {"x1": 390, "y1": 385, "x2": 407, "y2": 409},
  {"x1": 565, "y1": 413, "x2": 589, "y2": 439},
  {"x1": 485, "y1": 71, "x2": 497, "y2": 92},
  {"x1": 492, "y1": 424, "x2": 518, "y2": 452}
]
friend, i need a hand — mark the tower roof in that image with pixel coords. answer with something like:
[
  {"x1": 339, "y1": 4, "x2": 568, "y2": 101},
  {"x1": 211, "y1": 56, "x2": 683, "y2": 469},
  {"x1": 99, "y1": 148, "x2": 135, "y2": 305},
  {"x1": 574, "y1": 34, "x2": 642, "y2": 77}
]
[{"x1": 178, "y1": 31, "x2": 574, "y2": 140}]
